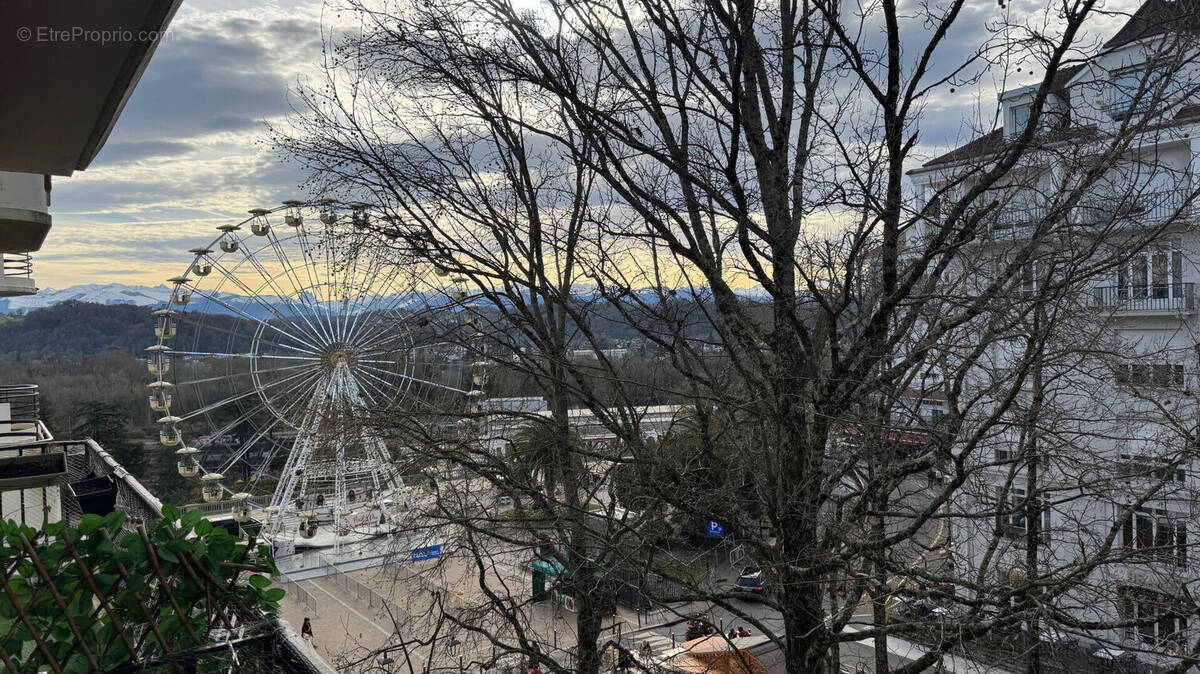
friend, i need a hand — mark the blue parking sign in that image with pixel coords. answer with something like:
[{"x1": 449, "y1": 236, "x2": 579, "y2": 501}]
[{"x1": 706, "y1": 521, "x2": 724, "y2": 538}]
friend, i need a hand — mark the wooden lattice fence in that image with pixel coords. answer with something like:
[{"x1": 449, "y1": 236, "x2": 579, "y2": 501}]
[{"x1": 0, "y1": 506, "x2": 282, "y2": 673}]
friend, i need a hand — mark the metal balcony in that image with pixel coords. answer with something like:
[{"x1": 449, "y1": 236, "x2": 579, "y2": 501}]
[
  {"x1": 0, "y1": 252, "x2": 36, "y2": 297},
  {"x1": 966, "y1": 190, "x2": 1195, "y2": 241},
  {"x1": 1093, "y1": 283, "x2": 1195, "y2": 314},
  {"x1": 987, "y1": 206, "x2": 1045, "y2": 239},
  {"x1": 1075, "y1": 189, "x2": 1194, "y2": 227}
]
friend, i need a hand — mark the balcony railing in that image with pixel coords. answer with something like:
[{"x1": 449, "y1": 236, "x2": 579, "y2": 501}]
[
  {"x1": 1105, "y1": 100, "x2": 1150, "y2": 122},
  {"x1": 988, "y1": 205, "x2": 1046, "y2": 238},
  {"x1": 1076, "y1": 189, "x2": 1193, "y2": 226},
  {"x1": 952, "y1": 189, "x2": 1195, "y2": 243},
  {"x1": 0, "y1": 253, "x2": 36, "y2": 297},
  {"x1": 3, "y1": 253, "x2": 31, "y2": 277},
  {"x1": 1093, "y1": 283, "x2": 1195, "y2": 313}
]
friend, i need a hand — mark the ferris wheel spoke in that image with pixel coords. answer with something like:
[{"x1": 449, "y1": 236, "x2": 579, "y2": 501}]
[
  {"x1": 343, "y1": 261, "x2": 411, "y2": 344},
  {"x1": 173, "y1": 313, "x2": 315, "y2": 359},
  {"x1": 275, "y1": 370, "x2": 327, "y2": 420},
  {"x1": 295, "y1": 232, "x2": 340, "y2": 344},
  {"x1": 353, "y1": 367, "x2": 404, "y2": 406},
  {"x1": 355, "y1": 340, "x2": 453, "y2": 360},
  {"x1": 341, "y1": 262, "x2": 422, "y2": 345},
  {"x1": 216, "y1": 414, "x2": 285, "y2": 476},
  {"x1": 266, "y1": 226, "x2": 333, "y2": 342},
  {"x1": 357, "y1": 362, "x2": 470, "y2": 395},
  {"x1": 260, "y1": 229, "x2": 340, "y2": 345},
  {"x1": 249, "y1": 443, "x2": 288, "y2": 484},
  {"x1": 198, "y1": 399, "x2": 272, "y2": 449},
  {"x1": 186, "y1": 287, "x2": 324, "y2": 355},
  {"x1": 235, "y1": 231, "x2": 328, "y2": 333},
  {"x1": 355, "y1": 299, "x2": 447, "y2": 350},
  {"x1": 331, "y1": 242, "x2": 361, "y2": 344},
  {"x1": 340, "y1": 255, "x2": 391, "y2": 343},
  {"x1": 352, "y1": 319, "x2": 420, "y2": 350},
  {"x1": 178, "y1": 366, "x2": 321, "y2": 421},
  {"x1": 354, "y1": 375, "x2": 383, "y2": 407},
  {"x1": 356, "y1": 367, "x2": 443, "y2": 412},
  {"x1": 203, "y1": 253, "x2": 327, "y2": 348},
  {"x1": 350, "y1": 284, "x2": 432, "y2": 340},
  {"x1": 172, "y1": 361, "x2": 315, "y2": 387},
  {"x1": 168, "y1": 350, "x2": 324, "y2": 361},
  {"x1": 350, "y1": 316, "x2": 418, "y2": 354},
  {"x1": 294, "y1": 225, "x2": 340, "y2": 344},
  {"x1": 262, "y1": 367, "x2": 328, "y2": 423}
]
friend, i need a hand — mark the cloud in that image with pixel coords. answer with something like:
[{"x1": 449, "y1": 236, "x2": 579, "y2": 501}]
[
  {"x1": 35, "y1": 1, "x2": 327, "y2": 287},
  {"x1": 36, "y1": 0, "x2": 1151, "y2": 289},
  {"x1": 90, "y1": 141, "x2": 196, "y2": 166}
]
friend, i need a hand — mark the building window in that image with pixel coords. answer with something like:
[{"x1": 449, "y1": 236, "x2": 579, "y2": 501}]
[
  {"x1": 1111, "y1": 67, "x2": 1176, "y2": 121},
  {"x1": 1002, "y1": 486, "x2": 1050, "y2": 539},
  {"x1": 1117, "y1": 244, "x2": 1183, "y2": 299},
  {"x1": 1114, "y1": 363, "x2": 1185, "y2": 388},
  {"x1": 1120, "y1": 506, "x2": 1188, "y2": 567},
  {"x1": 1009, "y1": 103, "x2": 1032, "y2": 134},
  {"x1": 1118, "y1": 586, "x2": 1188, "y2": 647},
  {"x1": 1019, "y1": 261, "x2": 1036, "y2": 296},
  {"x1": 1119, "y1": 453, "x2": 1186, "y2": 484}
]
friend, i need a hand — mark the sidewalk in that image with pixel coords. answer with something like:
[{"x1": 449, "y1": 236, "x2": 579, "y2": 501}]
[{"x1": 278, "y1": 575, "x2": 397, "y2": 669}]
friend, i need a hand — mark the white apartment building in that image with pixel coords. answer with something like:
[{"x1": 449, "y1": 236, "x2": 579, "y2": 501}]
[{"x1": 908, "y1": 1, "x2": 1200, "y2": 666}]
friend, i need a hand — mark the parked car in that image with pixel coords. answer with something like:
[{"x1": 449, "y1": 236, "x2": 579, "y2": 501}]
[
  {"x1": 890, "y1": 592, "x2": 952, "y2": 622},
  {"x1": 731, "y1": 568, "x2": 767, "y2": 600}
]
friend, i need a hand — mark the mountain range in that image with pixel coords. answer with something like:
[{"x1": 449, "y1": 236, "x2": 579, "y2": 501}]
[
  {"x1": 1, "y1": 282, "x2": 773, "y2": 315},
  {"x1": 0, "y1": 284, "x2": 173, "y2": 313}
]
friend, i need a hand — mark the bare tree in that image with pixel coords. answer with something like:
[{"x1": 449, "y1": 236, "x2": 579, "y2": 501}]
[
  {"x1": 275, "y1": 0, "x2": 1200, "y2": 672},
  {"x1": 273, "y1": 9, "x2": 686, "y2": 673}
]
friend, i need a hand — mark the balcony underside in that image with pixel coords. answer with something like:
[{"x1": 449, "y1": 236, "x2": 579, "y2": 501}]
[{"x1": 0, "y1": 276, "x2": 37, "y2": 297}]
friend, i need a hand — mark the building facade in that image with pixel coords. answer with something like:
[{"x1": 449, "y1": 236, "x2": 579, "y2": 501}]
[{"x1": 909, "y1": 1, "x2": 1200, "y2": 665}]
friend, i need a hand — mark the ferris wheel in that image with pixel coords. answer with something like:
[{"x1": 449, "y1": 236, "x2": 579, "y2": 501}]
[{"x1": 147, "y1": 201, "x2": 485, "y2": 548}]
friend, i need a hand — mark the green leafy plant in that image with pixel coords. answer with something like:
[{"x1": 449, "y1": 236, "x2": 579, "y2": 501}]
[{"x1": 0, "y1": 505, "x2": 282, "y2": 672}]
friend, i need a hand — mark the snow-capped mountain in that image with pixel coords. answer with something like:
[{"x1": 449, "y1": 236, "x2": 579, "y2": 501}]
[
  {"x1": 0, "y1": 281, "x2": 772, "y2": 316},
  {"x1": 0, "y1": 284, "x2": 172, "y2": 313},
  {"x1": 0, "y1": 283, "x2": 431, "y2": 318}
]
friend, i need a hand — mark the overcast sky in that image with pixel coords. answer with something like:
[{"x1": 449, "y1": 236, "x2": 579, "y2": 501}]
[{"x1": 38, "y1": 0, "x2": 1141, "y2": 289}]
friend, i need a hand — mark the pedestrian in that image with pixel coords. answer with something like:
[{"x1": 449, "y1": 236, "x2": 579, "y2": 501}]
[
  {"x1": 737, "y1": 626, "x2": 751, "y2": 638},
  {"x1": 528, "y1": 660, "x2": 543, "y2": 674},
  {"x1": 301, "y1": 617, "x2": 314, "y2": 645},
  {"x1": 639, "y1": 641, "x2": 652, "y2": 659}
]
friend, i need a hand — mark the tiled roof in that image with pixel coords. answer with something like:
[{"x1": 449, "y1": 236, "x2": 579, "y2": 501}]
[
  {"x1": 923, "y1": 128, "x2": 1005, "y2": 168},
  {"x1": 920, "y1": 0, "x2": 1200, "y2": 171},
  {"x1": 1106, "y1": 0, "x2": 1200, "y2": 49},
  {"x1": 922, "y1": 63, "x2": 1085, "y2": 169}
]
